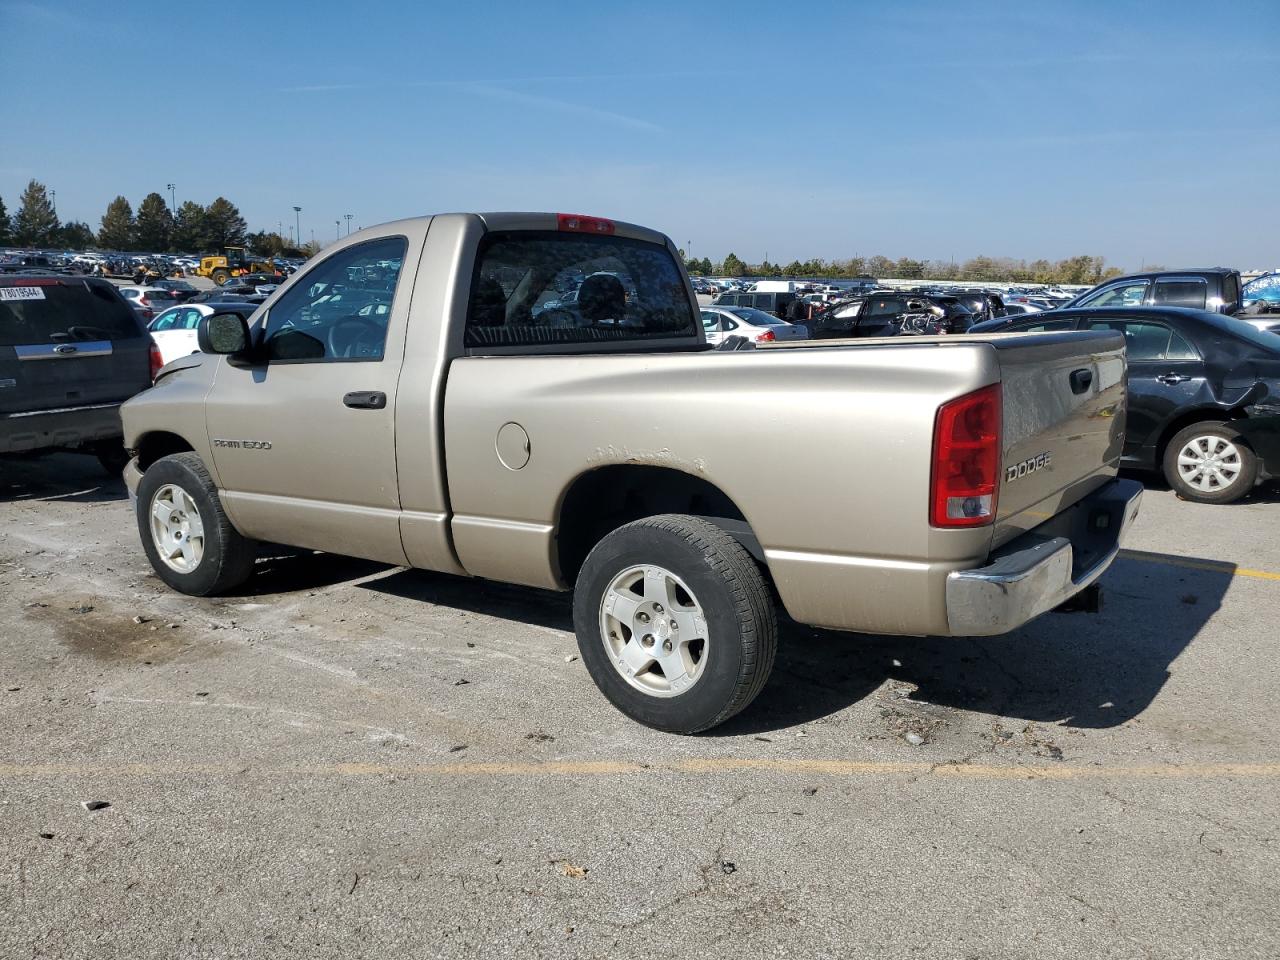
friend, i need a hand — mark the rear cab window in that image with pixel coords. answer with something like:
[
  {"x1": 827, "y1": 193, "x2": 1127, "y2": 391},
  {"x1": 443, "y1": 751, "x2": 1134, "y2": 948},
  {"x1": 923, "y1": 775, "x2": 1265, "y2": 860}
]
[
  {"x1": 1151, "y1": 278, "x2": 1208, "y2": 309},
  {"x1": 0, "y1": 280, "x2": 143, "y2": 345},
  {"x1": 465, "y1": 231, "x2": 697, "y2": 350}
]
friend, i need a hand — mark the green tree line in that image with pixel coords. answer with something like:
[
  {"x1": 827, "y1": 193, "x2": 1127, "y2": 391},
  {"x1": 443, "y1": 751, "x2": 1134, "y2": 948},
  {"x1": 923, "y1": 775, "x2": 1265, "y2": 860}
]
[
  {"x1": 0, "y1": 178, "x2": 317, "y2": 255},
  {"x1": 681, "y1": 252, "x2": 1126, "y2": 285}
]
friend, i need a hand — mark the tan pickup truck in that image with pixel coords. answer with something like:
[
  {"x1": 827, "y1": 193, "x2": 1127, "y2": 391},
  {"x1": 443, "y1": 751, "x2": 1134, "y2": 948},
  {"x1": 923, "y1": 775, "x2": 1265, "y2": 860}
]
[{"x1": 121, "y1": 212, "x2": 1142, "y2": 733}]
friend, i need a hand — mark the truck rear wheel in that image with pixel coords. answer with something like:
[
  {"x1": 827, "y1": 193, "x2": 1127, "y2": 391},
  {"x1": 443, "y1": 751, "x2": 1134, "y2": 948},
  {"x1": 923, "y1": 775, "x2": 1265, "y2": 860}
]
[
  {"x1": 135, "y1": 452, "x2": 257, "y2": 595},
  {"x1": 211, "y1": 269, "x2": 230, "y2": 286},
  {"x1": 1163, "y1": 421, "x2": 1258, "y2": 504},
  {"x1": 573, "y1": 514, "x2": 777, "y2": 734}
]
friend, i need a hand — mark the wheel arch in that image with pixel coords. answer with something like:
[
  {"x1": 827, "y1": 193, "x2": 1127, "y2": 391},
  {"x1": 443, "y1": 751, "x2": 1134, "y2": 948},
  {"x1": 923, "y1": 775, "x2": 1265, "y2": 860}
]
[
  {"x1": 132, "y1": 430, "x2": 197, "y2": 471},
  {"x1": 554, "y1": 464, "x2": 764, "y2": 586},
  {"x1": 1155, "y1": 406, "x2": 1251, "y2": 467}
]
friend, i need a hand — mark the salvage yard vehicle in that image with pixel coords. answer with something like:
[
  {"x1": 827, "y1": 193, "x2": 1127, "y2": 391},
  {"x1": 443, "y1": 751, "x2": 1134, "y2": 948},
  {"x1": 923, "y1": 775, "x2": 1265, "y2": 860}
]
[
  {"x1": 1, "y1": 276, "x2": 153, "y2": 473},
  {"x1": 147, "y1": 302, "x2": 257, "y2": 367},
  {"x1": 120, "y1": 212, "x2": 1141, "y2": 733},
  {"x1": 700, "y1": 305, "x2": 808, "y2": 344},
  {"x1": 196, "y1": 247, "x2": 276, "y2": 286},
  {"x1": 969, "y1": 306, "x2": 1280, "y2": 503},
  {"x1": 804, "y1": 292, "x2": 972, "y2": 338},
  {"x1": 1064, "y1": 268, "x2": 1243, "y2": 314}
]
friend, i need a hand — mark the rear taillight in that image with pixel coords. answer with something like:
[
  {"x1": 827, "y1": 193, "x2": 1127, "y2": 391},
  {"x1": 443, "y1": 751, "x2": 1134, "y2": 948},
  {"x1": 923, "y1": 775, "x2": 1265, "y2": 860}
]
[
  {"x1": 930, "y1": 384, "x2": 1001, "y2": 528},
  {"x1": 557, "y1": 213, "x2": 615, "y2": 235},
  {"x1": 149, "y1": 341, "x2": 164, "y2": 381},
  {"x1": 755, "y1": 329, "x2": 776, "y2": 342}
]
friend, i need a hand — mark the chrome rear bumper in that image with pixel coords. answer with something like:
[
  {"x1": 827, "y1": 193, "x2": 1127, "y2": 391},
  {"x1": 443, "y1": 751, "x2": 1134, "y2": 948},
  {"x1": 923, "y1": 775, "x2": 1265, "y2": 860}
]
[{"x1": 945, "y1": 478, "x2": 1143, "y2": 636}]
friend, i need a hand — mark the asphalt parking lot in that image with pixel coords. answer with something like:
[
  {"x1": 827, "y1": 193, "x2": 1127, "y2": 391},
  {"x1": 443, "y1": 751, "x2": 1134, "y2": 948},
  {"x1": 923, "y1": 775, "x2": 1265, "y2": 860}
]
[{"x1": 2, "y1": 455, "x2": 1278, "y2": 959}]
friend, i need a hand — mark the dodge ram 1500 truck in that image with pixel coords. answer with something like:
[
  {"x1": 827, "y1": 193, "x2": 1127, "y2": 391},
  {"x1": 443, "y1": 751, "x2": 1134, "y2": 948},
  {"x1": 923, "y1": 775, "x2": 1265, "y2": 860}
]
[{"x1": 120, "y1": 212, "x2": 1142, "y2": 733}]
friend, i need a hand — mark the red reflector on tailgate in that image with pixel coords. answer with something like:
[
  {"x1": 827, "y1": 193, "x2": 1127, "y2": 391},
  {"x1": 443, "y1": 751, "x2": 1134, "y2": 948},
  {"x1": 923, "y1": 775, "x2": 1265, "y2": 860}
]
[
  {"x1": 557, "y1": 213, "x2": 615, "y2": 235},
  {"x1": 930, "y1": 384, "x2": 1001, "y2": 528}
]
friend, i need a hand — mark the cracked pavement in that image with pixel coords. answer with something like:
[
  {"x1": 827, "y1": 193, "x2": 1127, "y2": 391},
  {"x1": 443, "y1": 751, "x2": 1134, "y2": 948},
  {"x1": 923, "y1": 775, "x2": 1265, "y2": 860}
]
[{"x1": 2, "y1": 455, "x2": 1278, "y2": 959}]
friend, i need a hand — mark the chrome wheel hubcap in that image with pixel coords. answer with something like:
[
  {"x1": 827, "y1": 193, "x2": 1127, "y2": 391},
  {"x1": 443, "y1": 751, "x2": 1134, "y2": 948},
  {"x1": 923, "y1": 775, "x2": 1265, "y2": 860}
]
[
  {"x1": 149, "y1": 484, "x2": 205, "y2": 573},
  {"x1": 1177, "y1": 436, "x2": 1242, "y2": 493},
  {"x1": 600, "y1": 565, "x2": 708, "y2": 697}
]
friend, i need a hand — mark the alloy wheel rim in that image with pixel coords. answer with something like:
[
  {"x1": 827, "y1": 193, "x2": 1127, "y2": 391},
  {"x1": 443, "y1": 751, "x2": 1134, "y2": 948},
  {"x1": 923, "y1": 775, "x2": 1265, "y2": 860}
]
[
  {"x1": 599, "y1": 565, "x2": 709, "y2": 698},
  {"x1": 1177, "y1": 435, "x2": 1243, "y2": 492},
  {"x1": 149, "y1": 484, "x2": 205, "y2": 573}
]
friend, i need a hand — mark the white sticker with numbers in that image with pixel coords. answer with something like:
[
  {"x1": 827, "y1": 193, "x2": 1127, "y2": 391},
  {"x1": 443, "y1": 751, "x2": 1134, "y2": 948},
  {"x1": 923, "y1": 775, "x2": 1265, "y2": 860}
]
[{"x1": 0, "y1": 286, "x2": 47, "y2": 301}]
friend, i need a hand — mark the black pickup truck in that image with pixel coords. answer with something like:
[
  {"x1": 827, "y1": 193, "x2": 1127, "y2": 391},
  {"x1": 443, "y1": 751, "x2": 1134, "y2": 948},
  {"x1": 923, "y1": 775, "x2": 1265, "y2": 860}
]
[{"x1": 1064, "y1": 268, "x2": 1249, "y2": 314}]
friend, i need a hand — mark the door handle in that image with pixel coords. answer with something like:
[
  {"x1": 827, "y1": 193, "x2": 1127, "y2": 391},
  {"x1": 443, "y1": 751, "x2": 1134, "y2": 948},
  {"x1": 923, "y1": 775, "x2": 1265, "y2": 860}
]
[
  {"x1": 1069, "y1": 368, "x2": 1093, "y2": 394},
  {"x1": 343, "y1": 391, "x2": 386, "y2": 409},
  {"x1": 1156, "y1": 373, "x2": 1191, "y2": 385}
]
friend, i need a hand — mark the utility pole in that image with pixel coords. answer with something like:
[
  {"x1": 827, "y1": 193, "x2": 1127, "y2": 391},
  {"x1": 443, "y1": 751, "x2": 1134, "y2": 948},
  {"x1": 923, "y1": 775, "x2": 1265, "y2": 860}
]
[
  {"x1": 335, "y1": 220, "x2": 341, "y2": 241},
  {"x1": 293, "y1": 206, "x2": 302, "y2": 248},
  {"x1": 167, "y1": 183, "x2": 176, "y2": 212},
  {"x1": 344, "y1": 214, "x2": 353, "y2": 236},
  {"x1": 50, "y1": 189, "x2": 56, "y2": 214}
]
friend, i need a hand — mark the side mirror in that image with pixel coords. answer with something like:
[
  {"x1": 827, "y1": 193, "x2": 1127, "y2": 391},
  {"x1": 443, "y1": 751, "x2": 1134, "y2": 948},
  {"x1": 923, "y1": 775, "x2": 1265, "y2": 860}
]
[{"x1": 197, "y1": 312, "x2": 250, "y2": 355}]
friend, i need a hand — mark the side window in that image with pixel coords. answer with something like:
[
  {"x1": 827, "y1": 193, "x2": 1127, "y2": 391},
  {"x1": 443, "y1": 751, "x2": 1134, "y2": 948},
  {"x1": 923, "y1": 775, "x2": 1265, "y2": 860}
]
[
  {"x1": 1164, "y1": 330, "x2": 1199, "y2": 360},
  {"x1": 261, "y1": 237, "x2": 407, "y2": 362},
  {"x1": 180, "y1": 309, "x2": 203, "y2": 330},
  {"x1": 465, "y1": 231, "x2": 697, "y2": 349},
  {"x1": 866, "y1": 298, "x2": 902, "y2": 317},
  {"x1": 151, "y1": 309, "x2": 181, "y2": 331},
  {"x1": 1152, "y1": 279, "x2": 1207, "y2": 308},
  {"x1": 1086, "y1": 320, "x2": 1179, "y2": 361},
  {"x1": 1022, "y1": 319, "x2": 1078, "y2": 332},
  {"x1": 721, "y1": 316, "x2": 739, "y2": 331},
  {"x1": 1080, "y1": 281, "x2": 1149, "y2": 308},
  {"x1": 700, "y1": 310, "x2": 719, "y2": 332}
]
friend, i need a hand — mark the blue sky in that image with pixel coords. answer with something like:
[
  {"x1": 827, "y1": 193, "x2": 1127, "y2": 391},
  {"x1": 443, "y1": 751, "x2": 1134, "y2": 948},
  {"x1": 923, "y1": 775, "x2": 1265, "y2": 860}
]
[{"x1": 1, "y1": 0, "x2": 1277, "y2": 268}]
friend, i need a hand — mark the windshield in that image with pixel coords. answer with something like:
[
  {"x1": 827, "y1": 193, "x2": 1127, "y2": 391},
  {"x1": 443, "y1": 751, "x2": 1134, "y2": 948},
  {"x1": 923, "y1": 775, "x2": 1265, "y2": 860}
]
[
  {"x1": 728, "y1": 307, "x2": 786, "y2": 326},
  {"x1": 1199, "y1": 310, "x2": 1280, "y2": 353},
  {"x1": 0, "y1": 281, "x2": 143, "y2": 344}
]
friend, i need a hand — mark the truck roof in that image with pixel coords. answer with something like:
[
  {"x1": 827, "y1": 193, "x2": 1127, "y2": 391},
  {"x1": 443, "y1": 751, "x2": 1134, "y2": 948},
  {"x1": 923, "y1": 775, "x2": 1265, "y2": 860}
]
[{"x1": 348, "y1": 213, "x2": 673, "y2": 249}]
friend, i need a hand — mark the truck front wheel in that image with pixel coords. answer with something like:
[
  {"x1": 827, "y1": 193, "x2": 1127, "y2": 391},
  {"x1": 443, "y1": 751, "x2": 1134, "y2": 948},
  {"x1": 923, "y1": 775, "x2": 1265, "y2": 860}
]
[
  {"x1": 573, "y1": 515, "x2": 777, "y2": 734},
  {"x1": 135, "y1": 452, "x2": 257, "y2": 595},
  {"x1": 211, "y1": 269, "x2": 230, "y2": 286}
]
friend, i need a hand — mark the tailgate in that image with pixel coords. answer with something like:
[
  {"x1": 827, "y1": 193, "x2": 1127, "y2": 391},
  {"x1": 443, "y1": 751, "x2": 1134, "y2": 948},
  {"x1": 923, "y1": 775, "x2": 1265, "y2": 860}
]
[
  {"x1": 0, "y1": 280, "x2": 151, "y2": 416},
  {"x1": 985, "y1": 330, "x2": 1127, "y2": 548}
]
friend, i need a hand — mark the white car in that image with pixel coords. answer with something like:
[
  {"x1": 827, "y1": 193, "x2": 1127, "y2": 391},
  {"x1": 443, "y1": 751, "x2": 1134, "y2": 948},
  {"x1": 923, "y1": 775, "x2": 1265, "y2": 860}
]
[
  {"x1": 147, "y1": 302, "x2": 256, "y2": 366},
  {"x1": 700, "y1": 305, "x2": 809, "y2": 345}
]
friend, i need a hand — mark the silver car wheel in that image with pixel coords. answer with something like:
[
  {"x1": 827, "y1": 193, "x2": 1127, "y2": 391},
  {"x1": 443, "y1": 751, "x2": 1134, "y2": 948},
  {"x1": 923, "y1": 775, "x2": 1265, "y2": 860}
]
[
  {"x1": 1177, "y1": 435, "x2": 1243, "y2": 492},
  {"x1": 149, "y1": 483, "x2": 206, "y2": 573},
  {"x1": 599, "y1": 564, "x2": 709, "y2": 698}
]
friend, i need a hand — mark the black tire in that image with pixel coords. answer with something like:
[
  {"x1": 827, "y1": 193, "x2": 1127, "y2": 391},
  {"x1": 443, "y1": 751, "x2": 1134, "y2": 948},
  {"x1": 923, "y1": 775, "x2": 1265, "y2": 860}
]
[
  {"x1": 93, "y1": 442, "x2": 130, "y2": 477},
  {"x1": 573, "y1": 514, "x2": 777, "y2": 734},
  {"x1": 1162, "y1": 421, "x2": 1258, "y2": 504},
  {"x1": 135, "y1": 452, "x2": 256, "y2": 595},
  {"x1": 211, "y1": 269, "x2": 229, "y2": 286}
]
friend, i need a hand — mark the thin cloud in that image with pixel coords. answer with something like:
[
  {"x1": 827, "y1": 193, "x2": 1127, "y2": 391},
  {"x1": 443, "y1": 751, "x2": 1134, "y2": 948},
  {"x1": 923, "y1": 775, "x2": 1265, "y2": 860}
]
[
  {"x1": 458, "y1": 83, "x2": 663, "y2": 133},
  {"x1": 278, "y1": 70, "x2": 724, "y2": 95}
]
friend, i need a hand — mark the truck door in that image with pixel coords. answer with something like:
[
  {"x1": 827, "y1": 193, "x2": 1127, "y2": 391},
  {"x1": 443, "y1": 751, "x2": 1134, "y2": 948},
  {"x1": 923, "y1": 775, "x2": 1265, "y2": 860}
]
[{"x1": 202, "y1": 232, "x2": 424, "y2": 565}]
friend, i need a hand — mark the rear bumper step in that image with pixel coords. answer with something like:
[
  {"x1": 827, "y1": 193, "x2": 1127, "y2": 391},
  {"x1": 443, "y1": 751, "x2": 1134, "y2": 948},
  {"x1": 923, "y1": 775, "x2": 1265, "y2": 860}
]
[{"x1": 945, "y1": 478, "x2": 1143, "y2": 636}]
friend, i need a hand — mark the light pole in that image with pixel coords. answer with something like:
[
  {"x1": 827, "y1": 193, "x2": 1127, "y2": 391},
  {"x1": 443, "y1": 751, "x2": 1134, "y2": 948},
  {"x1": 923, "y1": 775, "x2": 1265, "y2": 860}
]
[
  {"x1": 167, "y1": 183, "x2": 176, "y2": 211},
  {"x1": 293, "y1": 206, "x2": 302, "y2": 248},
  {"x1": 335, "y1": 220, "x2": 341, "y2": 241},
  {"x1": 344, "y1": 214, "x2": 353, "y2": 236},
  {"x1": 50, "y1": 189, "x2": 56, "y2": 214}
]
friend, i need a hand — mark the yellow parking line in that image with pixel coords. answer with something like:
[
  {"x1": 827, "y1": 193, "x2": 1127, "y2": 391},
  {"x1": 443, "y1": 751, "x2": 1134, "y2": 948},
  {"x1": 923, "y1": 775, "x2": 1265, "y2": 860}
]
[
  {"x1": 1118, "y1": 548, "x2": 1280, "y2": 582},
  {"x1": 0, "y1": 760, "x2": 1277, "y2": 780}
]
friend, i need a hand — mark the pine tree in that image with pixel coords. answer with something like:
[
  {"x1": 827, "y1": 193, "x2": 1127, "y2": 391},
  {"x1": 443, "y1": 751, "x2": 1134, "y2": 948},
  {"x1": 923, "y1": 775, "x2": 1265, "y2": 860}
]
[
  {"x1": 171, "y1": 201, "x2": 207, "y2": 252},
  {"x1": 134, "y1": 192, "x2": 173, "y2": 251},
  {"x1": 98, "y1": 196, "x2": 136, "y2": 250},
  {"x1": 13, "y1": 179, "x2": 61, "y2": 246},
  {"x1": 203, "y1": 197, "x2": 247, "y2": 251},
  {"x1": 59, "y1": 221, "x2": 95, "y2": 249},
  {"x1": 0, "y1": 195, "x2": 10, "y2": 245}
]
